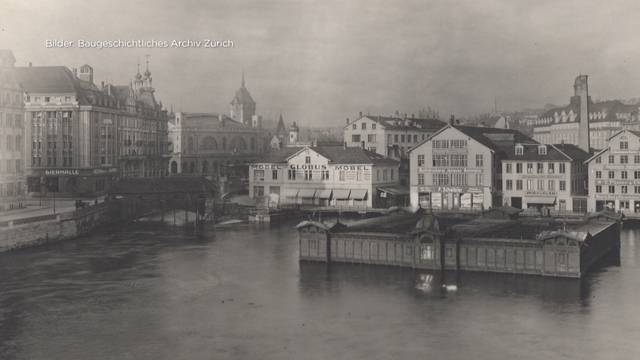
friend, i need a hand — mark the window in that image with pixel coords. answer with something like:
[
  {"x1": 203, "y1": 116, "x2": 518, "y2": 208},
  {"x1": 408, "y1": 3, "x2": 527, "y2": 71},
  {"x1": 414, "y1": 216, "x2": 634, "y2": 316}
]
[
  {"x1": 253, "y1": 186, "x2": 264, "y2": 197},
  {"x1": 451, "y1": 173, "x2": 467, "y2": 186},
  {"x1": 526, "y1": 179, "x2": 533, "y2": 191},
  {"x1": 516, "y1": 163, "x2": 522, "y2": 174},
  {"x1": 352, "y1": 123, "x2": 356, "y2": 130},
  {"x1": 432, "y1": 154, "x2": 448, "y2": 167},
  {"x1": 254, "y1": 170, "x2": 265, "y2": 181},
  {"x1": 608, "y1": 185, "x2": 615, "y2": 194},
  {"x1": 390, "y1": 168, "x2": 395, "y2": 180},
  {"x1": 451, "y1": 140, "x2": 467, "y2": 148},
  {"x1": 361, "y1": 122, "x2": 366, "y2": 130},
  {"x1": 622, "y1": 171, "x2": 628, "y2": 179},
  {"x1": 433, "y1": 173, "x2": 448, "y2": 185},
  {"x1": 394, "y1": 135, "x2": 399, "y2": 143},
  {"x1": 476, "y1": 173, "x2": 484, "y2": 186},
  {"x1": 635, "y1": 186, "x2": 640, "y2": 194},
  {"x1": 538, "y1": 145, "x2": 547, "y2": 155},
  {"x1": 321, "y1": 170, "x2": 329, "y2": 180},
  {"x1": 351, "y1": 135, "x2": 361, "y2": 143},
  {"x1": 526, "y1": 163, "x2": 533, "y2": 174},
  {"x1": 537, "y1": 163, "x2": 543, "y2": 174},
  {"x1": 288, "y1": 169, "x2": 296, "y2": 180},
  {"x1": 621, "y1": 200, "x2": 630, "y2": 209},
  {"x1": 506, "y1": 163, "x2": 512, "y2": 173},
  {"x1": 608, "y1": 171, "x2": 615, "y2": 179},
  {"x1": 367, "y1": 134, "x2": 376, "y2": 142},
  {"x1": 596, "y1": 156, "x2": 602, "y2": 164},
  {"x1": 635, "y1": 171, "x2": 640, "y2": 179},
  {"x1": 596, "y1": 171, "x2": 601, "y2": 179},
  {"x1": 304, "y1": 170, "x2": 313, "y2": 180},
  {"x1": 450, "y1": 154, "x2": 467, "y2": 167},
  {"x1": 506, "y1": 180, "x2": 513, "y2": 190},
  {"x1": 516, "y1": 180, "x2": 523, "y2": 190},
  {"x1": 609, "y1": 155, "x2": 615, "y2": 164},
  {"x1": 560, "y1": 181, "x2": 566, "y2": 192},
  {"x1": 635, "y1": 155, "x2": 640, "y2": 164},
  {"x1": 272, "y1": 170, "x2": 278, "y2": 180},
  {"x1": 476, "y1": 154, "x2": 484, "y2": 167},
  {"x1": 620, "y1": 141, "x2": 628, "y2": 150},
  {"x1": 515, "y1": 144, "x2": 523, "y2": 156},
  {"x1": 372, "y1": 123, "x2": 376, "y2": 130},
  {"x1": 559, "y1": 163, "x2": 566, "y2": 174},
  {"x1": 548, "y1": 163, "x2": 555, "y2": 174},
  {"x1": 418, "y1": 173, "x2": 425, "y2": 185},
  {"x1": 622, "y1": 185, "x2": 628, "y2": 194},
  {"x1": 417, "y1": 154, "x2": 425, "y2": 167},
  {"x1": 537, "y1": 179, "x2": 544, "y2": 190},
  {"x1": 432, "y1": 140, "x2": 448, "y2": 149},
  {"x1": 413, "y1": 135, "x2": 418, "y2": 143},
  {"x1": 548, "y1": 180, "x2": 555, "y2": 191},
  {"x1": 621, "y1": 155, "x2": 628, "y2": 164},
  {"x1": 596, "y1": 185, "x2": 602, "y2": 193},
  {"x1": 383, "y1": 169, "x2": 388, "y2": 181}
]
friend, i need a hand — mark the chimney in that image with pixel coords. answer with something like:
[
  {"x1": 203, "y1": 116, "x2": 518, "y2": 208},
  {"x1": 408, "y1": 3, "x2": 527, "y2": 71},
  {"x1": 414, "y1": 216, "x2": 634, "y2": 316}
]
[
  {"x1": 450, "y1": 115, "x2": 455, "y2": 125},
  {"x1": 574, "y1": 75, "x2": 590, "y2": 152},
  {"x1": 346, "y1": 117, "x2": 350, "y2": 125},
  {"x1": 359, "y1": 111, "x2": 363, "y2": 118}
]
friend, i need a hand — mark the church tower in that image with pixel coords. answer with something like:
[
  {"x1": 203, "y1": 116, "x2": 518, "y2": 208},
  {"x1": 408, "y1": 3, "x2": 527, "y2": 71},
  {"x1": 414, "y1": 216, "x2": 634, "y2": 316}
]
[
  {"x1": 289, "y1": 121, "x2": 299, "y2": 144},
  {"x1": 230, "y1": 72, "x2": 256, "y2": 126}
]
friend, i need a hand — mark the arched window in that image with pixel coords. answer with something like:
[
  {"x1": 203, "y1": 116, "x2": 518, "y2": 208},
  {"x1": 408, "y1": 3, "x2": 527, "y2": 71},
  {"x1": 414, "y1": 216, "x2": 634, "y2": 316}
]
[
  {"x1": 170, "y1": 161, "x2": 178, "y2": 174},
  {"x1": 187, "y1": 136, "x2": 194, "y2": 153},
  {"x1": 200, "y1": 136, "x2": 218, "y2": 151}
]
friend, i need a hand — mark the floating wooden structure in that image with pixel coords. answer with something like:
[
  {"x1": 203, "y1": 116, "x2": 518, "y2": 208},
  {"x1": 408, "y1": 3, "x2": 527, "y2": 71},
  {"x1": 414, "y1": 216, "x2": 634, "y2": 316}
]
[{"x1": 297, "y1": 208, "x2": 623, "y2": 278}]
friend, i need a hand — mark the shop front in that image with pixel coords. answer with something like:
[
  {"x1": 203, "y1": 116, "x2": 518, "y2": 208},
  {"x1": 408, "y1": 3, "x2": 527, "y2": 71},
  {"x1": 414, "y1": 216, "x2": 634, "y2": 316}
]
[
  {"x1": 416, "y1": 186, "x2": 484, "y2": 210},
  {"x1": 26, "y1": 167, "x2": 118, "y2": 197}
]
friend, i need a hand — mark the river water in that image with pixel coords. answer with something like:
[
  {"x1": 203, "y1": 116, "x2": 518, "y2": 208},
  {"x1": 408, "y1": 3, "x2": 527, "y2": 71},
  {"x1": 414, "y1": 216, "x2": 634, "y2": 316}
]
[{"x1": 1, "y1": 219, "x2": 639, "y2": 360}]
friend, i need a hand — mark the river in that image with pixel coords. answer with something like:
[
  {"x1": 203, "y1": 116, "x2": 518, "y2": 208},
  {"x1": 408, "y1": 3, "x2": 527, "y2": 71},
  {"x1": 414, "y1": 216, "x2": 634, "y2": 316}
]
[{"x1": 1, "y1": 220, "x2": 639, "y2": 359}]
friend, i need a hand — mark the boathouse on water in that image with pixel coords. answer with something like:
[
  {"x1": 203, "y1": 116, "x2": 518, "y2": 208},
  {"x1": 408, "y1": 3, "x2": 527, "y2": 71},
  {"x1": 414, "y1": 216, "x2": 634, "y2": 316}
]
[{"x1": 297, "y1": 208, "x2": 622, "y2": 278}]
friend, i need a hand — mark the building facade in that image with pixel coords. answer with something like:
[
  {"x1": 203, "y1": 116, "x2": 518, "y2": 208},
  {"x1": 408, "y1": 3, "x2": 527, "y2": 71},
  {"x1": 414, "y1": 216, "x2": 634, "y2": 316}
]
[
  {"x1": 16, "y1": 61, "x2": 169, "y2": 197},
  {"x1": 533, "y1": 75, "x2": 640, "y2": 151},
  {"x1": 409, "y1": 125, "x2": 535, "y2": 211},
  {"x1": 586, "y1": 129, "x2": 640, "y2": 215},
  {"x1": 501, "y1": 143, "x2": 589, "y2": 212},
  {"x1": 344, "y1": 114, "x2": 446, "y2": 160},
  {"x1": 249, "y1": 146, "x2": 400, "y2": 208},
  {"x1": 0, "y1": 50, "x2": 25, "y2": 210}
]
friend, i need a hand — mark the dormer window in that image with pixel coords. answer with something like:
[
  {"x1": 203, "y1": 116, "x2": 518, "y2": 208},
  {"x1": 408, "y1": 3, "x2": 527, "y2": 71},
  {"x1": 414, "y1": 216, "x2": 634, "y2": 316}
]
[
  {"x1": 515, "y1": 144, "x2": 524, "y2": 156},
  {"x1": 538, "y1": 145, "x2": 547, "y2": 155}
]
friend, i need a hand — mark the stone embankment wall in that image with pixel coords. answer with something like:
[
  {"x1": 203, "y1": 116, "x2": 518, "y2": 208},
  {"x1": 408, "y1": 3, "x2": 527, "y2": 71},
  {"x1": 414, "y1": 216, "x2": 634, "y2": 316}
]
[{"x1": 0, "y1": 203, "x2": 110, "y2": 252}]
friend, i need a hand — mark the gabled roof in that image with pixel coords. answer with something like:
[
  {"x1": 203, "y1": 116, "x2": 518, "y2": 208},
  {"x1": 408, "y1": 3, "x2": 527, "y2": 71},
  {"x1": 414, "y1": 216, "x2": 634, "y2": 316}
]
[
  {"x1": 584, "y1": 129, "x2": 640, "y2": 163},
  {"x1": 262, "y1": 145, "x2": 399, "y2": 166},
  {"x1": 552, "y1": 143, "x2": 591, "y2": 162},
  {"x1": 345, "y1": 115, "x2": 446, "y2": 131}
]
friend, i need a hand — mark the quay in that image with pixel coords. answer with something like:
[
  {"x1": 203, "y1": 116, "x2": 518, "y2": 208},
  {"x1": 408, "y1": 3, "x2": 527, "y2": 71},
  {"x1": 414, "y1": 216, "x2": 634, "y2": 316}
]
[{"x1": 297, "y1": 208, "x2": 623, "y2": 278}]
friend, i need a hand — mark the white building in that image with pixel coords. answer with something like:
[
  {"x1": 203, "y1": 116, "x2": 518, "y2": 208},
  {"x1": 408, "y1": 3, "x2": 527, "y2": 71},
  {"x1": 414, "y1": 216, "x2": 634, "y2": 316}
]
[
  {"x1": 249, "y1": 145, "x2": 401, "y2": 208},
  {"x1": 409, "y1": 125, "x2": 535, "y2": 211},
  {"x1": 501, "y1": 143, "x2": 589, "y2": 212},
  {"x1": 585, "y1": 129, "x2": 640, "y2": 215},
  {"x1": 343, "y1": 114, "x2": 446, "y2": 160}
]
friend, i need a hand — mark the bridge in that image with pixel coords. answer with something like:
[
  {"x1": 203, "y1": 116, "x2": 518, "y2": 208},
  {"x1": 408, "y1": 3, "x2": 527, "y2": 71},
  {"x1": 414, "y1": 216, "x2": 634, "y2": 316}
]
[{"x1": 108, "y1": 176, "x2": 218, "y2": 228}]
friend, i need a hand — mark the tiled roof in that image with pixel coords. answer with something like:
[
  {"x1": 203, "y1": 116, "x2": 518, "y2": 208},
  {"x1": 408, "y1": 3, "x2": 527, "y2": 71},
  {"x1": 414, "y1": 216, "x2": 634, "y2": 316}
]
[
  {"x1": 453, "y1": 125, "x2": 536, "y2": 153},
  {"x1": 352, "y1": 115, "x2": 446, "y2": 131},
  {"x1": 15, "y1": 66, "x2": 81, "y2": 93},
  {"x1": 552, "y1": 143, "x2": 591, "y2": 162},
  {"x1": 259, "y1": 145, "x2": 399, "y2": 166},
  {"x1": 541, "y1": 99, "x2": 638, "y2": 123},
  {"x1": 176, "y1": 112, "x2": 244, "y2": 129},
  {"x1": 501, "y1": 143, "x2": 569, "y2": 161}
]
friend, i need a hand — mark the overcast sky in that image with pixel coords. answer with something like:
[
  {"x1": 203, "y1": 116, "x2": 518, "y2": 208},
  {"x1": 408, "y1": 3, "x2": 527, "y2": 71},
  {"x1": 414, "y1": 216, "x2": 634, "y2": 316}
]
[{"x1": 2, "y1": 0, "x2": 640, "y2": 126}]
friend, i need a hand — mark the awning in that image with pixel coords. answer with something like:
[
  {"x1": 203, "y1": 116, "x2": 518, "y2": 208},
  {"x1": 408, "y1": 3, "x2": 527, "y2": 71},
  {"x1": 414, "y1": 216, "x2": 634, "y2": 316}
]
[
  {"x1": 377, "y1": 185, "x2": 410, "y2": 196},
  {"x1": 350, "y1": 189, "x2": 368, "y2": 200},
  {"x1": 333, "y1": 189, "x2": 351, "y2": 200},
  {"x1": 284, "y1": 189, "x2": 299, "y2": 198},
  {"x1": 526, "y1": 197, "x2": 556, "y2": 205},
  {"x1": 299, "y1": 188, "x2": 317, "y2": 199},
  {"x1": 317, "y1": 189, "x2": 332, "y2": 199}
]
